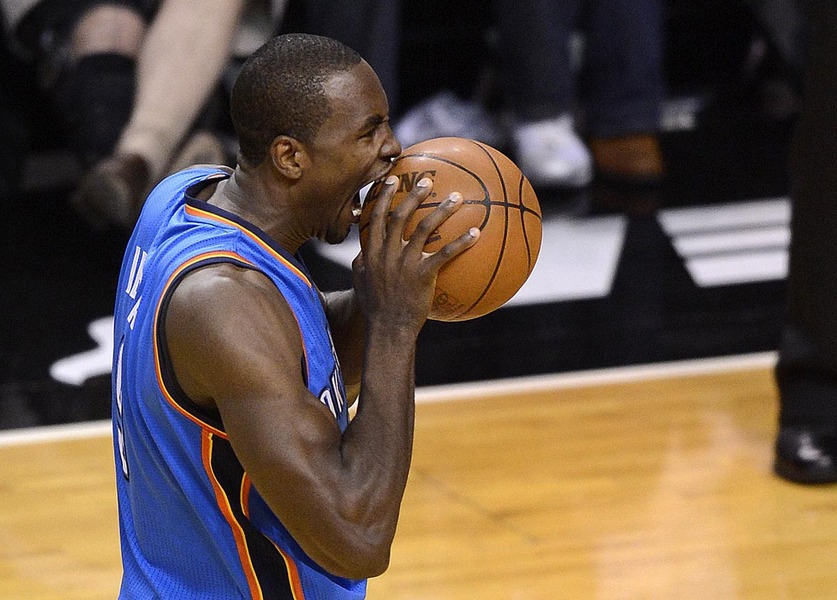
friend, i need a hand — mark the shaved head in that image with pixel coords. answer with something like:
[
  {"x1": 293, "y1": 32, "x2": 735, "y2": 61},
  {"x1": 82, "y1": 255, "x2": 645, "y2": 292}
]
[{"x1": 230, "y1": 33, "x2": 363, "y2": 167}]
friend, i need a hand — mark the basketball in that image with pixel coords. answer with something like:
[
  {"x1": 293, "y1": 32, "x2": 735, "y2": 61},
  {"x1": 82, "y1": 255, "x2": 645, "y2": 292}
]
[{"x1": 359, "y1": 137, "x2": 542, "y2": 322}]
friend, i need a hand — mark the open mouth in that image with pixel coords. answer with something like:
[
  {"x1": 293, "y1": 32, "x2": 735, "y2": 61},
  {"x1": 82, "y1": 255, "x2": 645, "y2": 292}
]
[
  {"x1": 351, "y1": 178, "x2": 383, "y2": 220},
  {"x1": 352, "y1": 163, "x2": 396, "y2": 220}
]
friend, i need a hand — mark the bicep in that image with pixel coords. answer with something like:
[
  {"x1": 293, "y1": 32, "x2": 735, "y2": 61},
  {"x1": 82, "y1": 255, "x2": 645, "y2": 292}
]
[{"x1": 165, "y1": 266, "x2": 344, "y2": 504}]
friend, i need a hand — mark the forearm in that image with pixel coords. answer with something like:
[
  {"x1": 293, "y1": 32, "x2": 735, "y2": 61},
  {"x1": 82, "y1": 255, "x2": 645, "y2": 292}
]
[
  {"x1": 346, "y1": 320, "x2": 418, "y2": 472},
  {"x1": 329, "y1": 321, "x2": 418, "y2": 572},
  {"x1": 268, "y1": 323, "x2": 416, "y2": 579}
]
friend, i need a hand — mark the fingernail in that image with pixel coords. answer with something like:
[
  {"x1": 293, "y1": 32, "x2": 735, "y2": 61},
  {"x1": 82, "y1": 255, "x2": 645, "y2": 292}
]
[
  {"x1": 417, "y1": 177, "x2": 432, "y2": 187},
  {"x1": 385, "y1": 175, "x2": 398, "y2": 185},
  {"x1": 470, "y1": 227, "x2": 480, "y2": 237}
]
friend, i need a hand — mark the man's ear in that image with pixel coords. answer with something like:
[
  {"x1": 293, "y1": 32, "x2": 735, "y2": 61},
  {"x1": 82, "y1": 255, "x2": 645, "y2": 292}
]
[{"x1": 270, "y1": 135, "x2": 307, "y2": 180}]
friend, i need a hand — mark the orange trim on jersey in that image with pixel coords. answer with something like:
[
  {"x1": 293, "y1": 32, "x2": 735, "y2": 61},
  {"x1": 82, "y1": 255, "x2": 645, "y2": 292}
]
[
  {"x1": 184, "y1": 203, "x2": 311, "y2": 288},
  {"x1": 270, "y1": 539, "x2": 306, "y2": 600},
  {"x1": 235, "y1": 468, "x2": 306, "y2": 598},
  {"x1": 202, "y1": 431, "x2": 264, "y2": 599},
  {"x1": 241, "y1": 474, "x2": 252, "y2": 520},
  {"x1": 152, "y1": 250, "x2": 256, "y2": 439}
]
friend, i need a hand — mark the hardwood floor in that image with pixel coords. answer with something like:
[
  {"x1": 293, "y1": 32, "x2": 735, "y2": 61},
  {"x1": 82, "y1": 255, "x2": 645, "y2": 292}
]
[
  {"x1": 2, "y1": 357, "x2": 835, "y2": 599},
  {"x1": 0, "y1": 429, "x2": 119, "y2": 599}
]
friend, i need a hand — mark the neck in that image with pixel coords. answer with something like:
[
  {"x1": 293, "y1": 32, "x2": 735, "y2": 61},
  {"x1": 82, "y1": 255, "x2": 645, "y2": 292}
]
[{"x1": 209, "y1": 167, "x2": 306, "y2": 254}]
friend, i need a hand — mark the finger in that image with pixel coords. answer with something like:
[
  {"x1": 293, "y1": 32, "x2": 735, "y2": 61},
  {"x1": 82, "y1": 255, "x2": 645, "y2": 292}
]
[
  {"x1": 405, "y1": 191, "x2": 464, "y2": 250},
  {"x1": 387, "y1": 177, "x2": 433, "y2": 239},
  {"x1": 423, "y1": 227, "x2": 481, "y2": 273},
  {"x1": 365, "y1": 175, "x2": 398, "y2": 249}
]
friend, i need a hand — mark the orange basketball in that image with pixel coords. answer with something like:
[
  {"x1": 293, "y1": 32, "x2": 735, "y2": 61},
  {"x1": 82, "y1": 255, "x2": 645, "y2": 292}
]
[{"x1": 359, "y1": 137, "x2": 542, "y2": 321}]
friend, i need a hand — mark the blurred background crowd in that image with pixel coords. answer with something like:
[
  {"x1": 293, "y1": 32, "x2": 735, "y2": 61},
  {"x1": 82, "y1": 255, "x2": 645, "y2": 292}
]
[{"x1": 0, "y1": 0, "x2": 805, "y2": 226}]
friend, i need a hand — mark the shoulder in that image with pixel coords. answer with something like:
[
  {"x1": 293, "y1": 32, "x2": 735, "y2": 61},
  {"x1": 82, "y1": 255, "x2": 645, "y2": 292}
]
[
  {"x1": 165, "y1": 262, "x2": 306, "y2": 360},
  {"x1": 168, "y1": 262, "x2": 292, "y2": 328}
]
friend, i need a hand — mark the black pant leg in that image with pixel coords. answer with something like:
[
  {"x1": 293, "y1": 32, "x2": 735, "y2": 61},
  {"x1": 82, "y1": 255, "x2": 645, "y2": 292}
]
[{"x1": 776, "y1": 0, "x2": 837, "y2": 425}]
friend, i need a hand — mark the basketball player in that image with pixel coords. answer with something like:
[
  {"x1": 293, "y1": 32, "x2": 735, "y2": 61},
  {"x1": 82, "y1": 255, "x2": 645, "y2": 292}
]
[{"x1": 111, "y1": 34, "x2": 479, "y2": 597}]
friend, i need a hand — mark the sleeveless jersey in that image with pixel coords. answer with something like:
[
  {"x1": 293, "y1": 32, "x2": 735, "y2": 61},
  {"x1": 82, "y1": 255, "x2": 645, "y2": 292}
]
[{"x1": 111, "y1": 166, "x2": 364, "y2": 599}]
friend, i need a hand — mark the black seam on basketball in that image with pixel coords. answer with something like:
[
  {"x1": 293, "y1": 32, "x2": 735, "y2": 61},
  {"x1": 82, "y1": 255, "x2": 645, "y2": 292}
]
[
  {"x1": 470, "y1": 142, "x2": 543, "y2": 219},
  {"x1": 397, "y1": 151, "x2": 493, "y2": 228},
  {"x1": 519, "y1": 173, "x2": 535, "y2": 270},
  {"x1": 459, "y1": 140, "x2": 510, "y2": 318}
]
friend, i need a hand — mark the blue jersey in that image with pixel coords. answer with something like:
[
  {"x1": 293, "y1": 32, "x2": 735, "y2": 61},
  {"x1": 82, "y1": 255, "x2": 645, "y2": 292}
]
[{"x1": 111, "y1": 166, "x2": 364, "y2": 599}]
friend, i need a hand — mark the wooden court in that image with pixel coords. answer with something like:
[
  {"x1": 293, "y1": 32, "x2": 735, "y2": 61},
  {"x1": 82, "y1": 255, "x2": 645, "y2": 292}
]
[{"x1": 2, "y1": 354, "x2": 836, "y2": 599}]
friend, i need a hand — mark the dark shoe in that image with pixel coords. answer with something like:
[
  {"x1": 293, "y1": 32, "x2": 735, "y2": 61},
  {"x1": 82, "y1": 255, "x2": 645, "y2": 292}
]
[
  {"x1": 587, "y1": 134, "x2": 665, "y2": 216},
  {"x1": 588, "y1": 133, "x2": 664, "y2": 186},
  {"x1": 774, "y1": 426, "x2": 837, "y2": 484},
  {"x1": 71, "y1": 153, "x2": 150, "y2": 229}
]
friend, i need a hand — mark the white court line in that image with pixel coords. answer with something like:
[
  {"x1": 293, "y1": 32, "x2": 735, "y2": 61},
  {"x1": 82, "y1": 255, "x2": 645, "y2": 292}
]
[
  {"x1": 0, "y1": 419, "x2": 112, "y2": 448},
  {"x1": 0, "y1": 352, "x2": 778, "y2": 448},
  {"x1": 414, "y1": 351, "x2": 778, "y2": 403}
]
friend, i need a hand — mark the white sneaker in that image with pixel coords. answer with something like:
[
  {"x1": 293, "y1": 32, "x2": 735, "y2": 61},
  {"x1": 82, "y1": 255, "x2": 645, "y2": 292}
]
[
  {"x1": 513, "y1": 114, "x2": 593, "y2": 188},
  {"x1": 394, "y1": 90, "x2": 505, "y2": 148}
]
